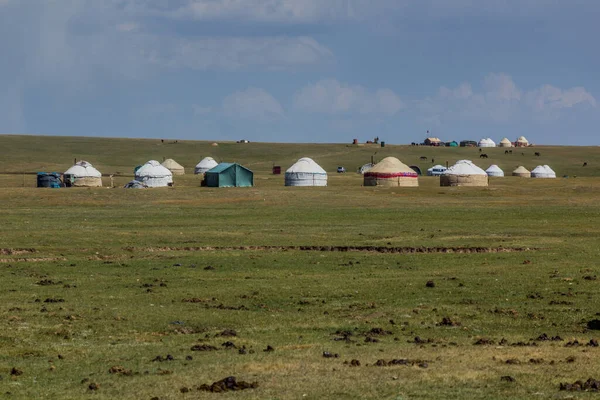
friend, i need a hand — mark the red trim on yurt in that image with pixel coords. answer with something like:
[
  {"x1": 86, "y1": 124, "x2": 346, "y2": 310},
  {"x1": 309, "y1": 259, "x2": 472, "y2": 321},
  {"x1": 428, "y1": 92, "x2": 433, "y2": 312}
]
[{"x1": 364, "y1": 172, "x2": 418, "y2": 178}]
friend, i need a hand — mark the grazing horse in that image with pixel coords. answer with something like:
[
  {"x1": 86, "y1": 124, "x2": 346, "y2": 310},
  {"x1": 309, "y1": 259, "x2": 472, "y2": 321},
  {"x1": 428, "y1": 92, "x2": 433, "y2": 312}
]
[
  {"x1": 431, "y1": 158, "x2": 435, "y2": 164},
  {"x1": 583, "y1": 162, "x2": 588, "y2": 167},
  {"x1": 505, "y1": 150, "x2": 509, "y2": 155},
  {"x1": 535, "y1": 152, "x2": 541, "y2": 157},
  {"x1": 420, "y1": 156, "x2": 428, "y2": 161},
  {"x1": 479, "y1": 154, "x2": 488, "y2": 159},
  {"x1": 509, "y1": 150, "x2": 513, "y2": 154}
]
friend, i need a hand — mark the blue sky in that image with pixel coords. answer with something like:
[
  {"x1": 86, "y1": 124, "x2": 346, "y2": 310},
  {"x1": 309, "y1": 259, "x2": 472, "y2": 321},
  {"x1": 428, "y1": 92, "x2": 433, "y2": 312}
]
[{"x1": 1, "y1": 0, "x2": 599, "y2": 144}]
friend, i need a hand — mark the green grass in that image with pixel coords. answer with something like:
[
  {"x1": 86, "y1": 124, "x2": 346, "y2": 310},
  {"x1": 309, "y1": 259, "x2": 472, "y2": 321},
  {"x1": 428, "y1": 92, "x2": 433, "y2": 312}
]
[{"x1": 1, "y1": 135, "x2": 600, "y2": 399}]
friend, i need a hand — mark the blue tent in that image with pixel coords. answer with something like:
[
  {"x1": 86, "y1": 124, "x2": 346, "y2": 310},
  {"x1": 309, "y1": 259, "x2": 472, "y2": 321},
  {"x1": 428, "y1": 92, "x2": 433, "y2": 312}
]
[
  {"x1": 37, "y1": 172, "x2": 62, "y2": 188},
  {"x1": 205, "y1": 163, "x2": 253, "y2": 187}
]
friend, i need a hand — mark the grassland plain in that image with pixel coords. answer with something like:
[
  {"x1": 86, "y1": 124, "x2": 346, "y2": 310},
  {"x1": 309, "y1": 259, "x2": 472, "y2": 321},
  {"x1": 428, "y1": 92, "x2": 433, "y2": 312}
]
[{"x1": 1, "y1": 135, "x2": 600, "y2": 399}]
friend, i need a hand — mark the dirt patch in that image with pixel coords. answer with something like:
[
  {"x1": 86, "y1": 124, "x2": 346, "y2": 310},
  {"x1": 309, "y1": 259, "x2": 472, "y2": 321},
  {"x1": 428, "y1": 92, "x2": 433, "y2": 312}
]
[
  {"x1": 191, "y1": 344, "x2": 218, "y2": 352},
  {"x1": 560, "y1": 378, "x2": 600, "y2": 391},
  {"x1": 217, "y1": 329, "x2": 237, "y2": 337},
  {"x1": 374, "y1": 359, "x2": 428, "y2": 368},
  {"x1": 0, "y1": 248, "x2": 36, "y2": 255},
  {"x1": 197, "y1": 376, "x2": 258, "y2": 393},
  {"x1": 0, "y1": 257, "x2": 66, "y2": 263},
  {"x1": 124, "y1": 245, "x2": 538, "y2": 254},
  {"x1": 437, "y1": 317, "x2": 460, "y2": 326},
  {"x1": 109, "y1": 366, "x2": 133, "y2": 376}
]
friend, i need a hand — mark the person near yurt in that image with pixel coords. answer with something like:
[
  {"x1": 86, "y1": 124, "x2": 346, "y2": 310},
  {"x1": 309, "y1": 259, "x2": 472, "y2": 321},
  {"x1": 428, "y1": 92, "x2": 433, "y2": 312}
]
[
  {"x1": 194, "y1": 157, "x2": 218, "y2": 175},
  {"x1": 427, "y1": 165, "x2": 447, "y2": 176},
  {"x1": 63, "y1": 160, "x2": 102, "y2": 187},
  {"x1": 478, "y1": 138, "x2": 496, "y2": 148},
  {"x1": 486, "y1": 165, "x2": 504, "y2": 177},
  {"x1": 499, "y1": 138, "x2": 513, "y2": 147},
  {"x1": 512, "y1": 166, "x2": 531, "y2": 177},
  {"x1": 531, "y1": 165, "x2": 556, "y2": 178},
  {"x1": 515, "y1": 136, "x2": 529, "y2": 147},
  {"x1": 440, "y1": 160, "x2": 488, "y2": 187},
  {"x1": 285, "y1": 157, "x2": 327, "y2": 186},
  {"x1": 161, "y1": 159, "x2": 185, "y2": 175},
  {"x1": 135, "y1": 160, "x2": 173, "y2": 187},
  {"x1": 363, "y1": 157, "x2": 418, "y2": 187}
]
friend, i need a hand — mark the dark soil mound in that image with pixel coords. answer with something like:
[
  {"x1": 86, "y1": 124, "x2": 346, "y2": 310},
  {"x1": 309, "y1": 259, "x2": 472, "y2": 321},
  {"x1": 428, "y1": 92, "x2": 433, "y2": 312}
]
[{"x1": 197, "y1": 376, "x2": 258, "y2": 392}]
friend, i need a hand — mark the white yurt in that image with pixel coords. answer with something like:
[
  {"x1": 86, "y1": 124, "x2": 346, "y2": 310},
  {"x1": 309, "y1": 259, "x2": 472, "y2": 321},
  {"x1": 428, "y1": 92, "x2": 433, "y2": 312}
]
[
  {"x1": 531, "y1": 165, "x2": 556, "y2": 178},
  {"x1": 478, "y1": 138, "x2": 496, "y2": 148},
  {"x1": 512, "y1": 166, "x2": 531, "y2": 177},
  {"x1": 285, "y1": 157, "x2": 327, "y2": 186},
  {"x1": 63, "y1": 161, "x2": 102, "y2": 187},
  {"x1": 485, "y1": 165, "x2": 504, "y2": 177},
  {"x1": 358, "y1": 163, "x2": 375, "y2": 174},
  {"x1": 516, "y1": 136, "x2": 529, "y2": 147},
  {"x1": 441, "y1": 160, "x2": 488, "y2": 187},
  {"x1": 161, "y1": 159, "x2": 185, "y2": 175},
  {"x1": 499, "y1": 138, "x2": 513, "y2": 147},
  {"x1": 427, "y1": 165, "x2": 448, "y2": 176},
  {"x1": 364, "y1": 157, "x2": 419, "y2": 187},
  {"x1": 194, "y1": 157, "x2": 218, "y2": 175},
  {"x1": 135, "y1": 160, "x2": 173, "y2": 187}
]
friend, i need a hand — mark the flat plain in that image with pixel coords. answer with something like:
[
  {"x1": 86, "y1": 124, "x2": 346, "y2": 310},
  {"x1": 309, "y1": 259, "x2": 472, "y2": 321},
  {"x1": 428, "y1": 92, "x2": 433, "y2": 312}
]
[{"x1": 1, "y1": 135, "x2": 600, "y2": 399}]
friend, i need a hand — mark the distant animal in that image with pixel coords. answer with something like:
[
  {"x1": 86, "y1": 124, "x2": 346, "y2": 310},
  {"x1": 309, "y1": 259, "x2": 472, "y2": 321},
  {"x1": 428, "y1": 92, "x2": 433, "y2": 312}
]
[
  {"x1": 583, "y1": 162, "x2": 588, "y2": 167},
  {"x1": 479, "y1": 154, "x2": 488, "y2": 159},
  {"x1": 509, "y1": 150, "x2": 513, "y2": 154},
  {"x1": 420, "y1": 156, "x2": 428, "y2": 161},
  {"x1": 479, "y1": 148, "x2": 482, "y2": 152},
  {"x1": 535, "y1": 152, "x2": 541, "y2": 157},
  {"x1": 505, "y1": 150, "x2": 509, "y2": 155},
  {"x1": 521, "y1": 152, "x2": 525, "y2": 156},
  {"x1": 411, "y1": 142, "x2": 416, "y2": 146},
  {"x1": 431, "y1": 158, "x2": 435, "y2": 164},
  {"x1": 161, "y1": 139, "x2": 164, "y2": 143}
]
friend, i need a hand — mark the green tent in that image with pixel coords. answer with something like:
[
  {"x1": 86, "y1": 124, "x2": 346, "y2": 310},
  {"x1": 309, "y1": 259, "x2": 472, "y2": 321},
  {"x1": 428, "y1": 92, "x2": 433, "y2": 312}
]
[
  {"x1": 205, "y1": 163, "x2": 254, "y2": 187},
  {"x1": 447, "y1": 141, "x2": 458, "y2": 147}
]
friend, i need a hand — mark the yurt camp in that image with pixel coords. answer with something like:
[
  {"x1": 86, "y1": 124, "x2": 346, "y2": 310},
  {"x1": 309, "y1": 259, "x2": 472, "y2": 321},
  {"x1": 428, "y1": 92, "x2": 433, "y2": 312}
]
[
  {"x1": 161, "y1": 159, "x2": 185, "y2": 175},
  {"x1": 427, "y1": 165, "x2": 448, "y2": 176},
  {"x1": 194, "y1": 157, "x2": 218, "y2": 175},
  {"x1": 285, "y1": 158, "x2": 327, "y2": 186},
  {"x1": 205, "y1": 163, "x2": 253, "y2": 187},
  {"x1": 512, "y1": 166, "x2": 531, "y2": 177},
  {"x1": 485, "y1": 165, "x2": 504, "y2": 177},
  {"x1": 135, "y1": 160, "x2": 173, "y2": 187},
  {"x1": 63, "y1": 161, "x2": 102, "y2": 187},
  {"x1": 478, "y1": 138, "x2": 496, "y2": 148},
  {"x1": 499, "y1": 138, "x2": 513, "y2": 147},
  {"x1": 440, "y1": 160, "x2": 488, "y2": 187},
  {"x1": 516, "y1": 136, "x2": 529, "y2": 147},
  {"x1": 363, "y1": 157, "x2": 419, "y2": 187},
  {"x1": 531, "y1": 165, "x2": 556, "y2": 178}
]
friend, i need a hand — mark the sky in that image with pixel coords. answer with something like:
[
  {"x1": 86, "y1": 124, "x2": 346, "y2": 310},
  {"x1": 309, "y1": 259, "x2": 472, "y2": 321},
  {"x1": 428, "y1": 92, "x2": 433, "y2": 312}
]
[{"x1": 1, "y1": 0, "x2": 599, "y2": 145}]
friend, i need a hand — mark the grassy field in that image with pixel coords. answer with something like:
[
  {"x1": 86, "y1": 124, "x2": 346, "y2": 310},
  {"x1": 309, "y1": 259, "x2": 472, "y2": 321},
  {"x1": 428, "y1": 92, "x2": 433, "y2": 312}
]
[{"x1": 2, "y1": 135, "x2": 600, "y2": 399}]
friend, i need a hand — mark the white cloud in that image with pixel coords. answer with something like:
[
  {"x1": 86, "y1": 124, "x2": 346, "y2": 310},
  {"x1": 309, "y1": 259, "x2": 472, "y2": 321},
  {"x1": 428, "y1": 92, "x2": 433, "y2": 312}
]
[
  {"x1": 222, "y1": 87, "x2": 284, "y2": 120},
  {"x1": 525, "y1": 85, "x2": 596, "y2": 111},
  {"x1": 484, "y1": 73, "x2": 521, "y2": 102},
  {"x1": 294, "y1": 79, "x2": 404, "y2": 116}
]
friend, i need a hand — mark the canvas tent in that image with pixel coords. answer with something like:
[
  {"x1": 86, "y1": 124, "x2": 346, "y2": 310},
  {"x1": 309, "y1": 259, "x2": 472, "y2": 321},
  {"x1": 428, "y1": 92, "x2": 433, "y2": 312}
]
[
  {"x1": 516, "y1": 136, "x2": 529, "y2": 147},
  {"x1": 285, "y1": 158, "x2": 327, "y2": 186},
  {"x1": 499, "y1": 138, "x2": 513, "y2": 147},
  {"x1": 161, "y1": 159, "x2": 185, "y2": 175},
  {"x1": 205, "y1": 163, "x2": 253, "y2": 187},
  {"x1": 37, "y1": 172, "x2": 62, "y2": 188},
  {"x1": 135, "y1": 160, "x2": 173, "y2": 187},
  {"x1": 63, "y1": 161, "x2": 102, "y2": 187},
  {"x1": 194, "y1": 157, "x2": 218, "y2": 175},
  {"x1": 440, "y1": 160, "x2": 488, "y2": 187},
  {"x1": 363, "y1": 157, "x2": 419, "y2": 187},
  {"x1": 427, "y1": 165, "x2": 447, "y2": 176},
  {"x1": 478, "y1": 138, "x2": 496, "y2": 148},
  {"x1": 486, "y1": 165, "x2": 504, "y2": 177},
  {"x1": 531, "y1": 165, "x2": 556, "y2": 178},
  {"x1": 512, "y1": 166, "x2": 531, "y2": 177}
]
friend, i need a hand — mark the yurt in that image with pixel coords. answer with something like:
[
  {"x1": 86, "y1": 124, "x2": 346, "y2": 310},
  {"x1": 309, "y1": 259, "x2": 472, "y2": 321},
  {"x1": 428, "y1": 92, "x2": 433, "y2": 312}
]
[
  {"x1": 531, "y1": 165, "x2": 556, "y2": 178},
  {"x1": 440, "y1": 160, "x2": 488, "y2": 187},
  {"x1": 499, "y1": 138, "x2": 513, "y2": 147},
  {"x1": 485, "y1": 164, "x2": 504, "y2": 177},
  {"x1": 63, "y1": 161, "x2": 102, "y2": 187},
  {"x1": 512, "y1": 166, "x2": 531, "y2": 177},
  {"x1": 427, "y1": 165, "x2": 448, "y2": 176},
  {"x1": 285, "y1": 158, "x2": 327, "y2": 186},
  {"x1": 194, "y1": 157, "x2": 218, "y2": 175},
  {"x1": 478, "y1": 138, "x2": 496, "y2": 148},
  {"x1": 161, "y1": 159, "x2": 185, "y2": 175},
  {"x1": 135, "y1": 160, "x2": 173, "y2": 187},
  {"x1": 363, "y1": 157, "x2": 419, "y2": 187},
  {"x1": 516, "y1": 136, "x2": 529, "y2": 147}
]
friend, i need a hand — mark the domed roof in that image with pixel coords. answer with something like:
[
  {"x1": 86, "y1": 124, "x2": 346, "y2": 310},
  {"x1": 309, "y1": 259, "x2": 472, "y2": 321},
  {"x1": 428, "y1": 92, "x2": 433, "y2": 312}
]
[
  {"x1": 486, "y1": 164, "x2": 504, "y2": 173},
  {"x1": 517, "y1": 136, "x2": 529, "y2": 142},
  {"x1": 513, "y1": 166, "x2": 530, "y2": 174},
  {"x1": 195, "y1": 157, "x2": 218, "y2": 170},
  {"x1": 500, "y1": 138, "x2": 512, "y2": 144},
  {"x1": 478, "y1": 138, "x2": 496, "y2": 147},
  {"x1": 444, "y1": 160, "x2": 487, "y2": 176},
  {"x1": 135, "y1": 160, "x2": 173, "y2": 177},
  {"x1": 368, "y1": 157, "x2": 416, "y2": 174},
  {"x1": 286, "y1": 158, "x2": 326, "y2": 174},
  {"x1": 64, "y1": 161, "x2": 101, "y2": 178},
  {"x1": 161, "y1": 158, "x2": 184, "y2": 172}
]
